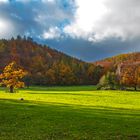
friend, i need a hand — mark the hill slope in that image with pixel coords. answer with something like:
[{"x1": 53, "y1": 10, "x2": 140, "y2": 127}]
[
  {"x1": 0, "y1": 37, "x2": 104, "y2": 85},
  {"x1": 95, "y1": 52, "x2": 140, "y2": 69}
]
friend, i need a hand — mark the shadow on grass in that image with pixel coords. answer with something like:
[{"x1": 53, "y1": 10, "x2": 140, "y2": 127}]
[
  {"x1": 0, "y1": 98, "x2": 140, "y2": 140},
  {"x1": 26, "y1": 92, "x2": 97, "y2": 97},
  {"x1": 21, "y1": 86, "x2": 97, "y2": 92}
]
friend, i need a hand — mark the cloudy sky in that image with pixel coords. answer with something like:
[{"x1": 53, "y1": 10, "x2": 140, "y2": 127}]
[{"x1": 0, "y1": 0, "x2": 140, "y2": 61}]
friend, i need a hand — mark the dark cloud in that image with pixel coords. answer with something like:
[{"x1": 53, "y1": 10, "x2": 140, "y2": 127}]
[
  {"x1": 0, "y1": 0, "x2": 75, "y2": 38},
  {"x1": 40, "y1": 37, "x2": 140, "y2": 62}
]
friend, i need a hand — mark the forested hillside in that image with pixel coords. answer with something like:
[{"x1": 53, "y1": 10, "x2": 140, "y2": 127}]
[
  {"x1": 95, "y1": 52, "x2": 140, "y2": 90},
  {"x1": 95, "y1": 52, "x2": 140, "y2": 69},
  {"x1": 0, "y1": 36, "x2": 104, "y2": 86}
]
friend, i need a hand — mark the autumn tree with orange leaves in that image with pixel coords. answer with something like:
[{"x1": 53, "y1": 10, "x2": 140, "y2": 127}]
[
  {"x1": 120, "y1": 64, "x2": 140, "y2": 90},
  {"x1": 0, "y1": 62, "x2": 27, "y2": 93}
]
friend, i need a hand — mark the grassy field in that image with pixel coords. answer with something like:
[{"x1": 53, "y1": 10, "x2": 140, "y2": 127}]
[{"x1": 0, "y1": 86, "x2": 140, "y2": 140}]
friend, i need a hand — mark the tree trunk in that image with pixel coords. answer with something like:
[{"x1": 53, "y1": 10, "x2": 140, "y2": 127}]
[
  {"x1": 134, "y1": 86, "x2": 137, "y2": 91},
  {"x1": 10, "y1": 86, "x2": 14, "y2": 93}
]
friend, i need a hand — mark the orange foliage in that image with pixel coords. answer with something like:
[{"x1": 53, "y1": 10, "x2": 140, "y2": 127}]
[
  {"x1": 120, "y1": 64, "x2": 140, "y2": 90},
  {"x1": 0, "y1": 61, "x2": 27, "y2": 92}
]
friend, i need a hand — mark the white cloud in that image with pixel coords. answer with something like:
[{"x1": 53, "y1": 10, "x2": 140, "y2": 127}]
[
  {"x1": 15, "y1": 0, "x2": 54, "y2": 3},
  {"x1": 0, "y1": 18, "x2": 16, "y2": 38},
  {"x1": 43, "y1": 26, "x2": 61, "y2": 39},
  {"x1": 0, "y1": 0, "x2": 8, "y2": 3},
  {"x1": 16, "y1": 0, "x2": 55, "y2": 3},
  {"x1": 42, "y1": 0, "x2": 55, "y2": 3},
  {"x1": 64, "y1": 0, "x2": 140, "y2": 42},
  {"x1": 0, "y1": 0, "x2": 73, "y2": 39},
  {"x1": 15, "y1": 0, "x2": 32, "y2": 3}
]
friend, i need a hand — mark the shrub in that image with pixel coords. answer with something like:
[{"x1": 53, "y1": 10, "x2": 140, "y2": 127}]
[{"x1": 97, "y1": 72, "x2": 118, "y2": 90}]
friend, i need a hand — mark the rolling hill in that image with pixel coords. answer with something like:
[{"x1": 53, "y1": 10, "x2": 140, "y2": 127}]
[
  {"x1": 2, "y1": 36, "x2": 139, "y2": 86},
  {"x1": 95, "y1": 52, "x2": 140, "y2": 69},
  {"x1": 0, "y1": 37, "x2": 104, "y2": 86}
]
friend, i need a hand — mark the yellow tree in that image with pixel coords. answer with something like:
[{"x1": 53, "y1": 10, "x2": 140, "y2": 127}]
[{"x1": 0, "y1": 62, "x2": 27, "y2": 93}]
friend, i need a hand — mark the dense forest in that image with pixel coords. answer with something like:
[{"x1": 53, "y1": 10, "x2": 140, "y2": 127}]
[
  {"x1": 1, "y1": 36, "x2": 140, "y2": 88},
  {"x1": 0, "y1": 36, "x2": 104, "y2": 86},
  {"x1": 95, "y1": 52, "x2": 140, "y2": 90}
]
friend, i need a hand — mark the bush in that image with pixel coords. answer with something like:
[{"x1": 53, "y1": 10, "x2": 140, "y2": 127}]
[{"x1": 97, "y1": 72, "x2": 118, "y2": 90}]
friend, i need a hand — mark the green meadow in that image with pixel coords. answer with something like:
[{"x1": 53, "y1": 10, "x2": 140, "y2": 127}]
[{"x1": 0, "y1": 86, "x2": 140, "y2": 140}]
